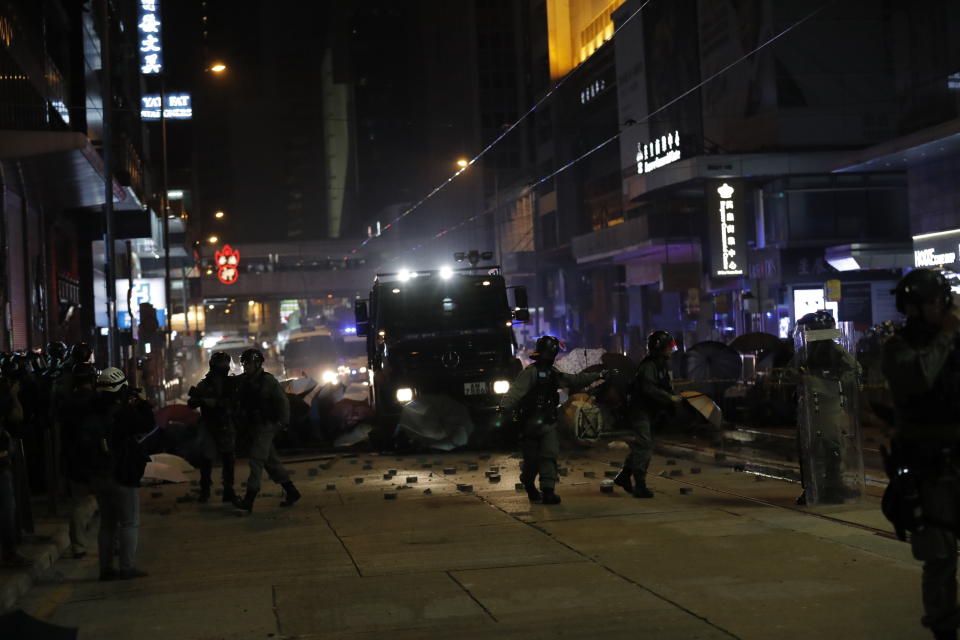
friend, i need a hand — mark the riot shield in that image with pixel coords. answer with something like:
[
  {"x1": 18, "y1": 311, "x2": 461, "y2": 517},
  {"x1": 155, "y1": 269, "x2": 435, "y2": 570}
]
[{"x1": 793, "y1": 327, "x2": 865, "y2": 505}]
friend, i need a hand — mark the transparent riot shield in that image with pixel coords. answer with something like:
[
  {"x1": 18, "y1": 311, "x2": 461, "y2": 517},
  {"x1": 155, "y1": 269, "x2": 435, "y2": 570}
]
[{"x1": 793, "y1": 327, "x2": 866, "y2": 505}]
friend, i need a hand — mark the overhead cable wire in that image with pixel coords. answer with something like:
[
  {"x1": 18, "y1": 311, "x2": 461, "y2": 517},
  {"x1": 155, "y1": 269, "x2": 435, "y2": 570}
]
[
  {"x1": 382, "y1": 0, "x2": 837, "y2": 265},
  {"x1": 343, "y1": 0, "x2": 658, "y2": 260}
]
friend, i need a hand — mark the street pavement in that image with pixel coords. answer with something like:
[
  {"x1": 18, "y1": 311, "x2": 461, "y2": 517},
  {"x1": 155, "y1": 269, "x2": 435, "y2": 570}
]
[{"x1": 12, "y1": 447, "x2": 927, "y2": 639}]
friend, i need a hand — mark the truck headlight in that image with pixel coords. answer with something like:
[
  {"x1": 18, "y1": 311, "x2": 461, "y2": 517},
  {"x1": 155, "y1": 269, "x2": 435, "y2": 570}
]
[
  {"x1": 493, "y1": 380, "x2": 510, "y2": 394},
  {"x1": 396, "y1": 387, "x2": 414, "y2": 403},
  {"x1": 321, "y1": 370, "x2": 338, "y2": 385}
]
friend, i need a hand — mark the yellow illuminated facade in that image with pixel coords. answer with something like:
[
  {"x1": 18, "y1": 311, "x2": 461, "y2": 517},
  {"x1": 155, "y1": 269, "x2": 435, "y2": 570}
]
[{"x1": 546, "y1": 0, "x2": 625, "y2": 79}]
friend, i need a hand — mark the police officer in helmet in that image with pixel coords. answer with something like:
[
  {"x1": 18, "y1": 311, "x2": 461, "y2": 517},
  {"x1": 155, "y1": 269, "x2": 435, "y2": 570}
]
[
  {"x1": 187, "y1": 351, "x2": 238, "y2": 503},
  {"x1": 792, "y1": 310, "x2": 860, "y2": 505},
  {"x1": 499, "y1": 336, "x2": 606, "y2": 504},
  {"x1": 232, "y1": 349, "x2": 300, "y2": 513},
  {"x1": 883, "y1": 268, "x2": 960, "y2": 640},
  {"x1": 614, "y1": 330, "x2": 682, "y2": 498}
]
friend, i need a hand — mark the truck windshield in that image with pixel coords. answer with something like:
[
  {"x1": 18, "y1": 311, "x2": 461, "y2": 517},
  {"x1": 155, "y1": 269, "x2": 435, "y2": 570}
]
[
  {"x1": 378, "y1": 278, "x2": 509, "y2": 333},
  {"x1": 284, "y1": 335, "x2": 336, "y2": 362}
]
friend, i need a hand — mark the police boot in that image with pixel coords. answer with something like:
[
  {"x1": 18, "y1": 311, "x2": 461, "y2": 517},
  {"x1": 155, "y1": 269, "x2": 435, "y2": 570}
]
[
  {"x1": 198, "y1": 461, "x2": 212, "y2": 503},
  {"x1": 613, "y1": 466, "x2": 633, "y2": 493},
  {"x1": 632, "y1": 474, "x2": 654, "y2": 499},
  {"x1": 279, "y1": 482, "x2": 301, "y2": 507},
  {"x1": 524, "y1": 481, "x2": 541, "y2": 502},
  {"x1": 232, "y1": 489, "x2": 258, "y2": 514},
  {"x1": 541, "y1": 488, "x2": 561, "y2": 505}
]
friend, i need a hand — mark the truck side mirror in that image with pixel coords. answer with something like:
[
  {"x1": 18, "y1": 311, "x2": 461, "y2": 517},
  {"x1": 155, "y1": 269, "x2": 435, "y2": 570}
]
[
  {"x1": 513, "y1": 287, "x2": 529, "y2": 322},
  {"x1": 514, "y1": 286, "x2": 528, "y2": 309},
  {"x1": 354, "y1": 300, "x2": 370, "y2": 336}
]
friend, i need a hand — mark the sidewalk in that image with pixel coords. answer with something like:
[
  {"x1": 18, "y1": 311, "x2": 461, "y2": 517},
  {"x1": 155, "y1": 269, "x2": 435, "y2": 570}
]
[
  {"x1": 9, "y1": 448, "x2": 927, "y2": 639},
  {"x1": 0, "y1": 494, "x2": 97, "y2": 611}
]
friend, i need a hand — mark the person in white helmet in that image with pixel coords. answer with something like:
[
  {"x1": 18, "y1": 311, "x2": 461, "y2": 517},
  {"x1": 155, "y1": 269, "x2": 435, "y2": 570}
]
[{"x1": 79, "y1": 367, "x2": 153, "y2": 581}]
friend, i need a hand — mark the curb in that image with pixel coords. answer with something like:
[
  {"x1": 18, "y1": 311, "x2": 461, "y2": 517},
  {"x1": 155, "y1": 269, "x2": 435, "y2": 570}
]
[
  {"x1": 654, "y1": 439, "x2": 889, "y2": 489},
  {"x1": 0, "y1": 496, "x2": 98, "y2": 613}
]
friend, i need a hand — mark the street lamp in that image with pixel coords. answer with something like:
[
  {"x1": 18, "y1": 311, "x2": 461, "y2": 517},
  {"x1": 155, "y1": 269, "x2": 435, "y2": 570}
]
[
  {"x1": 208, "y1": 235, "x2": 219, "y2": 244},
  {"x1": 214, "y1": 210, "x2": 224, "y2": 219},
  {"x1": 209, "y1": 62, "x2": 227, "y2": 73},
  {"x1": 456, "y1": 158, "x2": 469, "y2": 168}
]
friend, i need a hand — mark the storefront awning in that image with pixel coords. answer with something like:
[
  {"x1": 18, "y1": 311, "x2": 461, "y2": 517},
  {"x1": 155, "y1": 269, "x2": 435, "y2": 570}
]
[
  {"x1": 824, "y1": 243, "x2": 913, "y2": 271},
  {"x1": 0, "y1": 130, "x2": 132, "y2": 211},
  {"x1": 624, "y1": 150, "x2": 848, "y2": 200},
  {"x1": 833, "y1": 118, "x2": 960, "y2": 173}
]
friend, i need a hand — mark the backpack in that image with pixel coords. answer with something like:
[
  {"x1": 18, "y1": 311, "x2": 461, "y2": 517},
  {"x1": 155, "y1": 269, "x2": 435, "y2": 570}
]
[{"x1": 74, "y1": 408, "x2": 114, "y2": 479}]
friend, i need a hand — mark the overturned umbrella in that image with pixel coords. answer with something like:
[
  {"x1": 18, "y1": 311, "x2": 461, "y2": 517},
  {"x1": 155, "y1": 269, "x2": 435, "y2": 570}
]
[
  {"x1": 679, "y1": 390, "x2": 723, "y2": 428},
  {"x1": 142, "y1": 461, "x2": 189, "y2": 484},
  {"x1": 148, "y1": 453, "x2": 194, "y2": 473}
]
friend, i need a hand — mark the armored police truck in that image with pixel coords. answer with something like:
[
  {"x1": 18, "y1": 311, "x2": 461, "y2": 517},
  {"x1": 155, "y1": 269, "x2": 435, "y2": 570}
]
[{"x1": 354, "y1": 264, "x2": 529, "y2": 445}]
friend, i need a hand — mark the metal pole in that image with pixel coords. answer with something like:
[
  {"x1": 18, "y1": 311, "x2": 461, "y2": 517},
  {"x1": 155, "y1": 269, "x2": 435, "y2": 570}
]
[
  {"x1": 101, "y1": 0, "x2": 118, "y2": 367},
  {"x1": 494, "y1": 172, "x2": 500, "y2": 266},
  {"x1": 161, "y1": 74, "x2": 171, "y2": 356}
]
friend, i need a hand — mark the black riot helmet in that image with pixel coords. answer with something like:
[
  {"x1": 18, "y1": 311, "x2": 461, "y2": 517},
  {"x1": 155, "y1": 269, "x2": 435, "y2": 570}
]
[
  {"x1": 46, "y1": 341, "x2": 68, "y2": 361},
  {"x1": 893, "y1": 268, "x2": 953, "y2": 314},
  {"x1": 647, "y1": 330, "x2": 676, "y2": 355},
  {"x1": 2, "y1": 353, "x2": 26, "y2": 380},
  {"x1": 239, "y1": 348, "x2": 264, "y2": 368},
  {"x1": 530, "y1": 336, "x2": 562, "y2": 363},
  {"x1": 209, "y1": 351, "x2": 232, "y2": 374},
  {"x1": 796, "y1": 310, "x2": 836, "y2": 331},
  {"x1": 70, "y1": 342, "x2": 93, "y2": 364},
  {"x1": 26, "y1": 351, "x2": 47, "y2": 375},
  {"x1": 71, "y1": 363, "x2": 98, "y2": 386}
]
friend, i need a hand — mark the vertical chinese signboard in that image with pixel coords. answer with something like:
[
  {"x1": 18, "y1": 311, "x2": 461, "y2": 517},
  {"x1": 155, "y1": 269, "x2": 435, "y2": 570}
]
[
  {"x1": 138, "y1": 0, "x2": 162, "y2": 75},
  {"x1": 709, "y1": 182, "x2": 746, "y2": 278}
]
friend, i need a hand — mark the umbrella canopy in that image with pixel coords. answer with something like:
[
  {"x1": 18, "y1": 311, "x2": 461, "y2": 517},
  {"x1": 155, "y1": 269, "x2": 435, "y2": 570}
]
[
  {"x1": 680, "y1": 391, "x2": 723, "y2": 428},
  {"x1": 684, "y1": 341, "x2": 742, "y2": 381},
  {"x1": 149, "y1": 453, "x2": 194, "y2": 472},
  {"x1": 730, "y1": 332, "x2": 782, "y2": 356},
  {"x1": 0, "y1": 610, "x2": 77, "y2": 640},
  {"x1": 142, "y1": 461, "x2": 189, "y2": 484},
  {"x1": 284, "y1": 376, "x2": 318, "y2": 397},
  {"x1": 555, "y1": 348, "x2": 605, "y2": 374},
  {"x1": 397, "y1": 394, "x2": 473, "y2": 451},
  {"x1": 155, "y1": 404, "x2": 199, "y2": 430}
]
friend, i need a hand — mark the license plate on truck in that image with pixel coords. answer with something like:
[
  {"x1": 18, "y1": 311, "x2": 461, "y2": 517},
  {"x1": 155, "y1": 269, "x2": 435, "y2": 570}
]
[{"x1": 463, "y1": 381, "x2": 488, "y2": 396}]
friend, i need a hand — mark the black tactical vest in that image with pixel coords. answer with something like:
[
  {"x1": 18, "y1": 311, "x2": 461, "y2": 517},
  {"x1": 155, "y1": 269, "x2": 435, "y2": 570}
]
[{"x1": 520, "y1": 362, "x2": 560, "y2": 422}]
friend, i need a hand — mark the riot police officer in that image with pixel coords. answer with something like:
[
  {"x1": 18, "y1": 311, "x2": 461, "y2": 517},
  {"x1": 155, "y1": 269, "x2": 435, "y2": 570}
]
[
  {"x1": 614, "y1": 331, "x2": 682, "y2": 499},
  {"x1": 499, "y1": 336, "x2": 604, "y2": 504},
  {"x1": 792, "y1": 310, "x2": 861, "y2": 505},
  {"x1": 232, "y1": 349, "x2": 300, "y2": 514},
  {"x1": 883, "y1": 268, "x2": 960, "y2": 640},
  {"x1": 187, "y1": 352, "x2": 238, "y2": 503}
]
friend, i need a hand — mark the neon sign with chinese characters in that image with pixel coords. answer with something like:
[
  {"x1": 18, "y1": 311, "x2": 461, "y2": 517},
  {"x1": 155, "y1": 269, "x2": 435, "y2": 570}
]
[
  {"x1": 138, "y1": 0, "x2": 162, "y2": 75},
  {"x1": 711, "y1": 182, "x2": 745, "y2": 277},
  {"x1": 140, "y1": 94, "x2": 192, "y2": 120},
  {"x1": 215, "y1": 245, "x2": 240, "y2": 285},
  {"x1": 636, "y1": 131, "x2": 681, "y2": 174}
]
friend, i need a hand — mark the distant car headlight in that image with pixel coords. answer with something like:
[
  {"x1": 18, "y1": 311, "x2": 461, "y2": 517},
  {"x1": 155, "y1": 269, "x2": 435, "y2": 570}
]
[
  {"x1": 493, "y1": 380, "x2": 510, "y2": 394},
  {"x1": 351, "y1": 369, "x2": 358, "y2": 375},
  {"x1": 396, "y1": 387, "x2": 414, "y2": 403},
  {"x1": 321, "y1": 370, "x2": 338, "y2": 385},
  {"x1": 359, "y1": 366, "x2": 367, "y2": 374}
]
